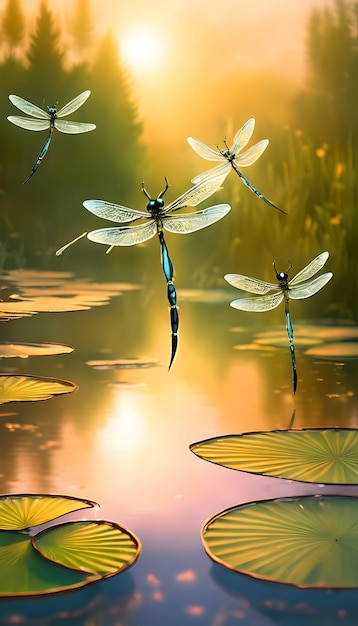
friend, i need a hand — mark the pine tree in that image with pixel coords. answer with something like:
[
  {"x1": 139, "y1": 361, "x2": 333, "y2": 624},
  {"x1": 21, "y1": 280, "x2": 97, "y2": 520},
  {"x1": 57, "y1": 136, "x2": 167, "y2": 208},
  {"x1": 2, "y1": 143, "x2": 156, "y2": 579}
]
[
  {"x1": 2, "y1": 0, "x2": 25, "y2": 58},
  {"x1": 26, "y1": 0, "x2": 65, "y2": 98},
  {"x1": 71, "y1": 0, "x2": 94, "y2": 57}
]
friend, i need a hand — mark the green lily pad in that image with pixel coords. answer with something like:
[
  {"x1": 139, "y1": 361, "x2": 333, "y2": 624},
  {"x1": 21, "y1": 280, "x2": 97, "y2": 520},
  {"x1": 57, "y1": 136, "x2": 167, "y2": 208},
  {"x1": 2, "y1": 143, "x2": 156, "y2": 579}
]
[
  {"x1": 0, "y1": 494, "x2": 98, "y2": 531},
  {"x1": 0, "y1": 531, "x2": 93, "y2": 596},
  {"x1": 202, "y1": 495, "x2": 358, "y2": 588},
  {"x1": 33, "y1": 520, "x2": 141, "y2": 577},
  {"x1": 0, "y1": 374, "x2": 78, "y2": 403},
  {"x1": 190, "y1": 429, "x2": 358, "y2": 484}
]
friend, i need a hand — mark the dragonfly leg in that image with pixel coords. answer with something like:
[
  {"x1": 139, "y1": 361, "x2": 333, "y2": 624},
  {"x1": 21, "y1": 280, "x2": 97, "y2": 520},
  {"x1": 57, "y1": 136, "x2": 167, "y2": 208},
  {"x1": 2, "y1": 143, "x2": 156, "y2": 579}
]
[
  {"x1": 23, "y1": 126, "x2": 53, "y2": 184},
  {"x1": 159, "y1": 232, "x2": 179, "y2": 369},
  {"x1": 285, "y1": 300, "x2": 297, "y2": 394}
]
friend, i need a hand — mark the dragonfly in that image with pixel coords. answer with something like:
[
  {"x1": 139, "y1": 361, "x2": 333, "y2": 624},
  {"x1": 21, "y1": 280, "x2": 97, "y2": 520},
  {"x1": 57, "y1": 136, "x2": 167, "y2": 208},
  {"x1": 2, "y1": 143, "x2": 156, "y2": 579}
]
[
  {"x1": 7, "y1": 90, "x2": 96, "y2": 183},
  {"x1": 187, "y1": 118, "x2": 286, "y2": 213},
  {"x1": 56, "y1": 174, "x2": 231, "y2": 369},
  {"x1": 224, "y1": 251, "x2": 333, "y2": 394}
]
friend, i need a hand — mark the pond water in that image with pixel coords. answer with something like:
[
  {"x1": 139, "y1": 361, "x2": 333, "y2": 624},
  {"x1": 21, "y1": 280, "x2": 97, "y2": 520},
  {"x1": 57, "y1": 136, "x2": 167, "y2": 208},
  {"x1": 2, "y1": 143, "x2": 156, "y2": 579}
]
[{"x1": 0, "y1": 270, "x2": 357, "y2": 625}]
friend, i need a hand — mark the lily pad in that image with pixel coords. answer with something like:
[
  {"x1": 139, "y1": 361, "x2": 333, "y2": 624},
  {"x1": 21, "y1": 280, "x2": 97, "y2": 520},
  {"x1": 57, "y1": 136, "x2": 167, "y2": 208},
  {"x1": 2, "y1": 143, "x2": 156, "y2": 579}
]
[
  {"x1": 190, "y1": 429, "x2": 358, "y2": 484},
  {"x1": 0, "y1": 494, "x2": 141, "y2": 596},
  {"x1": 305, "y1": 342, "x2": 358, "y2": 360},
  {"x1": 202, "y1": 495, "x2": 358, "y2": 588},
  {"x1": 0, "y1": 494, "x2": 97, "y2": 531},
  {"x1": 33, "y1": 520, "x2": 140, "y2": 577},
  {"x1": 0, "y1": 374, "x2": 78, "y2": 403},
  {"x1": 86, "y1": 358, "x2": 159, "y2": 370},
  {"x1": 0, "y1": 342, "x2": 74, "y2": 358}
]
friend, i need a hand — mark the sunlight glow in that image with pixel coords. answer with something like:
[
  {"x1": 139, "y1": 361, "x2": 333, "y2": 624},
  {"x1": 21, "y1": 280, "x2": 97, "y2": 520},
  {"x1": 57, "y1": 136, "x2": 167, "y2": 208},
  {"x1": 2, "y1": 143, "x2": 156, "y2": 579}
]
[{"x1": 121, "y1": 29, "x2": 164, "y2": 71}]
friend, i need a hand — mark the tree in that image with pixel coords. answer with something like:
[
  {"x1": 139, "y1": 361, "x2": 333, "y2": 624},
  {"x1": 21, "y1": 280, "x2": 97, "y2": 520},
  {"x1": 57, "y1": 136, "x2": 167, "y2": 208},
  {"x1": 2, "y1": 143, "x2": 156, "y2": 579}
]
[
  {"x1": 71, "y1": 0, "x2": 94, "y2": 57},
  {"x1": 2, "y1": 0, "x2": 25, "y2": 58},
  {"x1": 26, "y1": 0, "x2": 64, "y2": 97}
]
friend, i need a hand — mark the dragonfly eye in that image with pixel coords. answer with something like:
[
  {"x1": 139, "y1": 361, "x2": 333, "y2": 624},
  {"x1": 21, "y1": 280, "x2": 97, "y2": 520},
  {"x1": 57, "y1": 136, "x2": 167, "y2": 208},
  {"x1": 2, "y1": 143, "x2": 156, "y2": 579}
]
[
  {"x1": 147, "y1": 198, "x2": 165, "y2": 212},
  {"x1": 47, "y1": 106, "x2": 56, "y2": 115},
  {"x1": 276, "y1": 271, "x2": 288, "y2": 281}
]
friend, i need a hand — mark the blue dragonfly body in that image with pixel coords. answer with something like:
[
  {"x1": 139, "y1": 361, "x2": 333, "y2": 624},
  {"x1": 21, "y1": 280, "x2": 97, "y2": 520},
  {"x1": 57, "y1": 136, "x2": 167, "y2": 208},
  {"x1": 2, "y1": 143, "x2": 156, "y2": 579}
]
[
  {"x1": 56, "y1": 175, "x2": 230, "y2": 369},
  {"x1": 8, "y1": 90, "x2": 96, "y2": 183},
  {"x1": 224, "y1": 252, "x2": 333, "y2": 393},
  {"x1": 187, "y1": 118, "x2": 285, "y2": 213}
]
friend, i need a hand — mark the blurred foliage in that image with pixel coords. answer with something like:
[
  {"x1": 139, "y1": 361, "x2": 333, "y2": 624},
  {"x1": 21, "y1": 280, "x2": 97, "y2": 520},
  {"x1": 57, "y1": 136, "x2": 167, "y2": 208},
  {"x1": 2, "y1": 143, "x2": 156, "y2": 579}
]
[{"x1": 0, "y1": 0, "x2": 143, "y2": 273}]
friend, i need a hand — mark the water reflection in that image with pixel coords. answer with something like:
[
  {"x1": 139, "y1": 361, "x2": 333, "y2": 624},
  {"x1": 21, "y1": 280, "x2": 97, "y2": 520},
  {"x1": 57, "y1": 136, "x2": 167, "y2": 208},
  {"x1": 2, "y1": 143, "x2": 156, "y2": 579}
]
[{"x1": 0, "y1": 272, "x2": 357, "y2": 623}]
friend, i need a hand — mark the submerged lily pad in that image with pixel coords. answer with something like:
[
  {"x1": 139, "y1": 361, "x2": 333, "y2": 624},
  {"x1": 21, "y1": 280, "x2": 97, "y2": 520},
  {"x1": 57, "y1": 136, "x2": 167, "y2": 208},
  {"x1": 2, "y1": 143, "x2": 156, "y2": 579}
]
[
  {"x1": 0, "y1": 374, "x2": 78, "y2": 403},
  {"x1": 202, "y1": 495, "x2": 358, "y2": 588},
  {"x1": 190, "y1": 429, "x2": 358, "y2": 484},
  {"x1": 305, "y1": 342, "x2": 358, "y2": 360},
  {"x1": 86, "y1": 358, "x2": 159, "y2": 370},
  {"x1": 0, "y1": 342, "x2": 74, "y2": 358},
  {"x1": 0, "y1": 494, "x2": 97, "y2": 531},
  {"x1": 0, "y1": 494, "x2": 141, "y2": 596}
]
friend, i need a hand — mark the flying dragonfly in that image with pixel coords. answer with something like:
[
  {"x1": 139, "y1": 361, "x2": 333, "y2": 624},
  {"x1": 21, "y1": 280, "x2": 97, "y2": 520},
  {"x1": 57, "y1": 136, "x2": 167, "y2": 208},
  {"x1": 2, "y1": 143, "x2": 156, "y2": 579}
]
[
  {"x1": 56, "y1": 174, "x2": 230, "y2": 369},
  {"x1": 8, "y1": 90, "x2": 96, "y2": 183},
  {"x1": 224, "y1": 252, "x2": 333, "y2": 394},
  {"x1": 187, "y1": 118, "x2": 285, "y2": 213}
]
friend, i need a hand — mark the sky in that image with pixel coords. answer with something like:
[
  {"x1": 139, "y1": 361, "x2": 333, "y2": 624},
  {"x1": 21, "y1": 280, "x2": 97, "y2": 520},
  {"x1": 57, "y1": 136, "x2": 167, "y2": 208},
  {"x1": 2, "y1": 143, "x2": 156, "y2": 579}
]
[{"x1": 1, "y1": 0, "x2": 332, "y2": 164}]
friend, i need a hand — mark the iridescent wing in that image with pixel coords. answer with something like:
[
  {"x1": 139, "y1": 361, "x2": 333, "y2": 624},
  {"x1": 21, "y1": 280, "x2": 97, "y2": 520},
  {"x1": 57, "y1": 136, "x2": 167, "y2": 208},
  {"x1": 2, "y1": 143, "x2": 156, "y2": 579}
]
[
  {"x1": 54, "y1": 120, "x2": 96, "y2": 134},
  {"x1": 7, "y1": 116, "x2": 50, "y2": 131},
  {"x1": 289, "y1": 252, "x2": 329, "y2": 286},
  {"x1": 56, "y1": 90, "x2": 91, "y2": 118},
  {"x1": 164, "y1": 173, "x2": 226, "y2": 213},
  {"x1": 163, "y1": 203, "x2": 230, "y2": 234},
  {"x1": 230, "y1": 118, "x2": 256, "y2": 154},
  {"x1": 87, "y1": 221, "x2": 157, "y2": 247},
  {"x1": 230, "y1": 292, "x2": 284, "y2": 312},
  {"x1": 224, "y1": 273, "x2": 278, "y2": 294},
  {"x1": 187, "y1": 136, "x2": 224, "y2": 161},
  {"x1": 233, "y1": 139, "x2": 269, "y2": 167},
  {"x1": 191, "y1": 161, "x2": 231, "y2": 185},
  {"x1": 289, "y1": 273, "x2": 333, "y2": 300},
  {"x1": 83, "y1": 200, "x2": 148, "y2": 223},
  {"x1": 8, "y1": 95, "x2": 50, "y2": 119}
]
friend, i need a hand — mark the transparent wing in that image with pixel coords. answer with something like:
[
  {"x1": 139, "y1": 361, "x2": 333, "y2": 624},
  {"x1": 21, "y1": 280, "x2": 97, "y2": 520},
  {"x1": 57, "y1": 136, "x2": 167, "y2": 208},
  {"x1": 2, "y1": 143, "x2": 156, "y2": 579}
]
[
  {"x1": 7, "y1": 116, "x2": 50, "y2": 131},
  {"x1": 231, "y1": 118, "x2": 255, "y2": 154},
  {"x1": 191, "y1": 161, "x2": 231, "y2": 185},
  {"x1": 54, "y1": 120, "x2": 96, "y2": 134},
  {"x1": 8, "y1": 95, "x2": 50, "y2": 119},
  {"x1": 163, "y1": 203, "x2": 230, "y2": 234},
  {"x1": 224, "y1": 273, "x2": 278, "y2": 294},
  {"x1": 165, "y1": 172, "x2": 226, "y2": 213},
  {"x1": 187, "y1": 136, "x2": 225, "y2": 161},
  {"x1": 83, "y1": 199, "x2": 148, "y2": 223},
  {"x1": 289, "y1": 273, "x2": 333, "y2": 300},
  {"x1": 289, "y1": 252, "x2": 329, "y2": 286},
  {"x1": 56, "y1": 90, "x2": 91, "y2": 118},
  {"x1": 230, "y1": 292, "x2": 284, "y2": 312},
  {"x1": 87, "y1": 221, "x2": 157, "y2": 246},
  {"x1": 234, "y1": 139, "x2": 269, "y2": 167}
]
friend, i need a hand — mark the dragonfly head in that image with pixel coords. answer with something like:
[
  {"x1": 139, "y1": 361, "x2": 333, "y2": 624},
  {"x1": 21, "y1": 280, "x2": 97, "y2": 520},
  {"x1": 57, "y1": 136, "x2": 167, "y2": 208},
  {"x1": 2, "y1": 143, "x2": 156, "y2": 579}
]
[
  {"x1": 273, "y1": 260, "x2": 292, "y2": 284},
  {"x1": 220, "y1": 138, "x2": 234, "y2": 161},
  {"x1": 47, "y1": 105, "x2": 57, "y2": 117},
  {"x1": 142, "y1": 177, "x2": 168, "y2": 214}
]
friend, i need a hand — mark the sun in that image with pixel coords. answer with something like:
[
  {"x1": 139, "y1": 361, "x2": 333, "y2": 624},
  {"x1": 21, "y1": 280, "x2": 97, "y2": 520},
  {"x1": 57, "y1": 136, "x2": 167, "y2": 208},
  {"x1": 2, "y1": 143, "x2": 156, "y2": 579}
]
[{"x1": 120, "y1": 29, "x2": 164, "y2": 71}]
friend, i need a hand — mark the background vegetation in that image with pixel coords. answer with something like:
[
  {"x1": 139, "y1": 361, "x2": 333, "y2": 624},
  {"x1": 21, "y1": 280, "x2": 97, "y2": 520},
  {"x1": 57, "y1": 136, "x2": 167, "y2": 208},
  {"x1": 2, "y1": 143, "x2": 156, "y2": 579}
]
[{"x1": 0, "y1": 0, "x2": 357, "y2": 317}]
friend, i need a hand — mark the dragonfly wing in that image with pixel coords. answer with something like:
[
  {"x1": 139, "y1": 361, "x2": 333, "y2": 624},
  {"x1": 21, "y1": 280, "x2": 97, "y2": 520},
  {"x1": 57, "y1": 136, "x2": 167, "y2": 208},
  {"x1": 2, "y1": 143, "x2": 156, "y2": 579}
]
[
  {"x1": 83, "y1": 199, "x2": 148, "y2": 223},
  {"x1": 87, "y1": 221, "x2": 157, "y2": 246},
  {"x1": 7, "y1": 116, "x2": 50, "y2": 131},
  {"x1": 56, "y1": 90, "x2": 91, "y2": 117},
  {"x1": 234, "y1": 139, "x2": 269, "y2": 167},
  {"x1": 191, "y1": 161, "x2": 231, "y2": 185},
  {"x1": 289, "y1": 251, "x2": 329, "y2": 286},
  {"x1": 231, "y1": 118, "x2": 255, "y2": 153},
  {"x1": 289, "y1": 272, "x2": 333, "y2": 300},
  {"x1": 224, "y1": 273, "x2": 278, "y2": 294},
  {"x1": 163, "y1": 203, "x2": 230, "y2": 234},
  {"x1": 230, "y1": 292, "x2": 284, "y2": 312},
  {"x1": 54, "y1": 120, "x2": 96, "y2": 134},
  {"x1": 187, "y1": 136, "x2": 225, "y2": 162},
  {"x1": 8, "y1": 95, "x2": 50, "y2": 119},
  {"x1": 165, "y1": 172, "x2": 227, "y2": 213}
]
